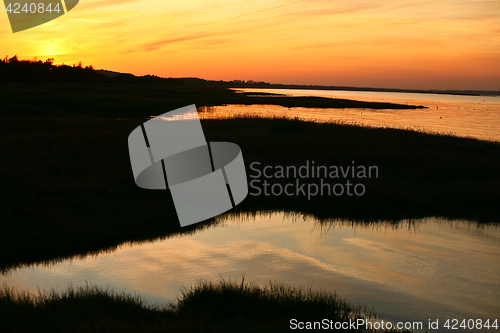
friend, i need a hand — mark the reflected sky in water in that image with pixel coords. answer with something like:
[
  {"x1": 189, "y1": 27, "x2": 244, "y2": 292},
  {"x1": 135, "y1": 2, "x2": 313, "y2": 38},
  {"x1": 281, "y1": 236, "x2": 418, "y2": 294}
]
[
  {"x1": 1, "y1": 213, "x2": 499, "y2": 332},
  {"x1": 204, "y1": 89, "x2": 500, "y2": 142}
]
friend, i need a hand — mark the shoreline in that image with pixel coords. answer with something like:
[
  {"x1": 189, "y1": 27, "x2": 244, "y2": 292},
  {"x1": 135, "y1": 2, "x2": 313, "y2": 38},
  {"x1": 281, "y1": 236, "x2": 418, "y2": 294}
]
[
  {"x1": 1, "y1": 114, "x2": 499, "y2": 271},
  {"x1": 0, "y1": 280, "x2": 406, "y2": 333},
  {"x1": 0, "y1": 83, "x2": 425, "y2": 118},
  {"x1": 177, "y1": 77, "x2": 500, "y2": 97}
]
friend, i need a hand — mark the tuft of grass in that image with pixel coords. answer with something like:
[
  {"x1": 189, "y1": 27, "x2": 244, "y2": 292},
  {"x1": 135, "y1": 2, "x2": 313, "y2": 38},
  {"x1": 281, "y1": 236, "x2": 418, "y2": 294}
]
[
  {"x1": 176, "y1": 277, "x2": 375, "y2": 324},
  {"x1": 0, "y1": 280, "x2": 410, "y2": 333},
  {"x1": 0, "y1": 283, "x2": 172, "y2": 333}
]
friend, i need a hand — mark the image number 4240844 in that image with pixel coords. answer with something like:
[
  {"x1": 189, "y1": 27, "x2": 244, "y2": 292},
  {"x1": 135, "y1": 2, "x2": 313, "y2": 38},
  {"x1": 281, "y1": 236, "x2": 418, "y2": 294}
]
[{"x1": 3, "y1": 0, "x2": 79, "y2": 33}]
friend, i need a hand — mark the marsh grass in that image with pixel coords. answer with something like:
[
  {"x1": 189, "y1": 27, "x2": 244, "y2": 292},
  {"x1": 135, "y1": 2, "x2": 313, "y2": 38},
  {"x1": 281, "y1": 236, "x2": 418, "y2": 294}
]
[
  {"x1": 0, "y1": 280, "x2": 408, "y2": 333},
  {"x1": 1, "y1": 113, "x2": 499, "y2": 271},
  {"x1": 0, "y1": 82, "x2": 423, "y2": 119},
  {"x1": 177, "y1": 277, "x2": 376, "y2": 323},
  {"x1": 203, "y1": 115, "x2": 500, "y2": 219},
  {"x1": 0, "y1": 81, "x2": 499, "y2": 271},
  {"x1": 0, "y1": 284, "x2": 172, "y2": 333}
]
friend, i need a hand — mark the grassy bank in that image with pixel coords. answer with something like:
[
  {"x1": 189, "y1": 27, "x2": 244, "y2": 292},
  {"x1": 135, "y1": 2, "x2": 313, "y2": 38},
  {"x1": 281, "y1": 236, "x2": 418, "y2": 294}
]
[
  {"x1": 0, "y1": 82, "x2": 423, "y2": 119},
  {"x1": 1, "y1": 113, "x2": 499, "y2": 271},
  {"x1": 0, "y1": 280, "x2": 408, "y2": 333}
]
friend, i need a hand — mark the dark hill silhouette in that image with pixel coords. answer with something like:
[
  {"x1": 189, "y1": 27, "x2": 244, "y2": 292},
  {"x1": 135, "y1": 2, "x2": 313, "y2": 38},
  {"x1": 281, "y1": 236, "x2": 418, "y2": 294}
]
[
  {"x1": 2, "y1": 55, "x2": 497, "y2": 96},
  {"x1": 0, "y1": 55, "x2": 430, "y2": 112},
  {"x1": 0, "y1": 55, "x2": 183, "y2": 85}
]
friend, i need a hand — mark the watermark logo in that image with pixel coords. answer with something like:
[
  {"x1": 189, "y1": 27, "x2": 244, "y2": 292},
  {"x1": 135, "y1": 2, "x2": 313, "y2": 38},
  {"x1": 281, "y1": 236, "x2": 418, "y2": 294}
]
[
  {"x1": 128, "y1": 105, "x2": 248, "y2": 227},
  {"x1": 4, "y1": 0, "x2": 78, "y2": 33},
  {"x1": 249, "y1": 161, "x2": 378, "y2": 199}
]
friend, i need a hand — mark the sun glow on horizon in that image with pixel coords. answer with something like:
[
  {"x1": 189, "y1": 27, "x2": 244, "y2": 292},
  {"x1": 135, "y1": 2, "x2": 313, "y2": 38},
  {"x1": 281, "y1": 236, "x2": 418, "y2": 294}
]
[{"x1": 1, "y1": 0, "x2": 499, "y2": 90}]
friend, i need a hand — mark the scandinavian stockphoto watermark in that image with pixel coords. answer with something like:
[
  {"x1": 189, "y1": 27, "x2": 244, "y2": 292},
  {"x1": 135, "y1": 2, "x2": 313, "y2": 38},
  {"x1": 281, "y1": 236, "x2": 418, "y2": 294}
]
[
  {"x1": 4, "y1": 0, "x2": 78, "y2": 33},
  {"x1": 128, "y1": 105, "x2": 248, "y2": 228},
  {"x1": 290, "y1": 318, "x2": 499, "y2": 331},
  {"x1": 249, "y1": 161, "x2": 378, "y2": 199},
  {"x1": 289, "y1": 318, "x2": 425, "y2": 331}
]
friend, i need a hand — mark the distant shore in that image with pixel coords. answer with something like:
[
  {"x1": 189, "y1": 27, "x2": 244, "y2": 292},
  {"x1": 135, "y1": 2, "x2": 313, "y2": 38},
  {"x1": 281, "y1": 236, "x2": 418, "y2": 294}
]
[
  {"x1": 0, "y1": 82, "x2": 425, "y2": 119},
  {"x1": 177, "y1": 76, "x2": 500, "y2": 97},
  {"x1": 1, "y1": 56, "x2": 496, "y2": 97},
  {"x1": 94, "y1": 69, "x2": 500, "y2": 97},
  {"x1": 1, "y1": 57, "x2": 426, "y2": 112}
]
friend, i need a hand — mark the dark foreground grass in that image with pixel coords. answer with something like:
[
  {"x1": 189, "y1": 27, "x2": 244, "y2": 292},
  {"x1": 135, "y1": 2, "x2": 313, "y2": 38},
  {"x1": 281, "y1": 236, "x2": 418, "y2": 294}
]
[
  {"x1": 0, "y1": 280, "x2": 409, "y2": 333},
  {"x1": 207, "y1": 116, "x2": 500, "y2": 221},
  {"x1": 1, "y1": 114, "x2": 499, "y2": 271}
]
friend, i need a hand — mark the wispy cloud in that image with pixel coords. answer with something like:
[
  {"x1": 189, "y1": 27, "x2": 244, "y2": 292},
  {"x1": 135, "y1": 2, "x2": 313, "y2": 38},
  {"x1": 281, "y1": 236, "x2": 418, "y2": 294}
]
[
  {"x1": 131, "y1": 34, "x2": 213, "y2": 53},
  {"x1": 77, "y1": 0, "x2": 143, "y2": 11},
  {"x1": 2, "y1": 0, "x2": 499, "y2": 89},
  {"x1": 228, "y1": 0, "x2": 304, "y2": 20}
]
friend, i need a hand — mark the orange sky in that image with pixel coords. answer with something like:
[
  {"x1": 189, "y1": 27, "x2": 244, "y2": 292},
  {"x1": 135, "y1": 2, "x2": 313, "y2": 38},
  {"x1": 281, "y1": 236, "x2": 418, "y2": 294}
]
[{"x1": 1, "y1": 0, "x2": 499, "y2": 90}]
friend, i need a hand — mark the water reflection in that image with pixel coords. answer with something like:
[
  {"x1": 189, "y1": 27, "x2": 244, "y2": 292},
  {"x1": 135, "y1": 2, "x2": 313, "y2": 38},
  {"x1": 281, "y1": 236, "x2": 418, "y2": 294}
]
[
  {"x1": 1, "y1": 213, "x2": 498, "y2": 332},
  {"x1": 202, "y1": 89, "x2": 500, "y2": 142}
]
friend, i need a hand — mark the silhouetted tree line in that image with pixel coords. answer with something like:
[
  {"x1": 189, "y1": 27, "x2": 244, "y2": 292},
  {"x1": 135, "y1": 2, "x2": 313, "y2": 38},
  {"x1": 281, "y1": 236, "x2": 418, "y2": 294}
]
[
  {"x1": 114, "y1": 73, "x2": 184, "y2": 85},
  {"x1": 0, "y1": 55, "x2": 184, "y2": 85},
  {"x1": 0, "y1": 55, "x2": 103, "y2": 84},
  {"x1": 179, "y1": 77, "x2": 272, "y2": 88}
]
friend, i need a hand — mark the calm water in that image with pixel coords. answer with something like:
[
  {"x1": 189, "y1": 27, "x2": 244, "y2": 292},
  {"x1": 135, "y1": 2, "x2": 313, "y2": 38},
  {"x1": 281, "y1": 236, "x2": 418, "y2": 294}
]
[
  {"x1": 206, "y1": 89, "x2": 500, "y2": 141},
  {"x1": 3, "y1": 90, "x2": 500, "y2": 331},
  {"x1": 2, "y1": 213, "x2": 499, "y2": 332}
]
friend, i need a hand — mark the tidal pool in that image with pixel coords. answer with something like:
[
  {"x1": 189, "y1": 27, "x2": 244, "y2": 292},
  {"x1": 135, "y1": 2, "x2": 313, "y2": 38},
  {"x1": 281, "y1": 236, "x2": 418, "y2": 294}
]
[{"x1": 1, "y1": 213, "x2": 499, "y2": 332}]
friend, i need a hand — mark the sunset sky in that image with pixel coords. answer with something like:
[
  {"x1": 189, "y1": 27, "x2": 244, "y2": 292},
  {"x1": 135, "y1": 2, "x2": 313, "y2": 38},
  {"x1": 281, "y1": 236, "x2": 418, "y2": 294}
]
[{"x1": 1, "y1": 0, "x2": 499, "y2": 90}]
